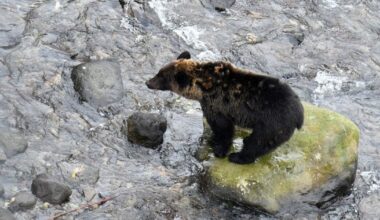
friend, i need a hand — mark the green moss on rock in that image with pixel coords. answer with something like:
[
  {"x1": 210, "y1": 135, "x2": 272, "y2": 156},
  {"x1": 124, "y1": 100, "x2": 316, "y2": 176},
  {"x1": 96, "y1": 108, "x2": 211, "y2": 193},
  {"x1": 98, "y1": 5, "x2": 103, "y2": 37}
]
[{"x1": 202, "y1": 103, "x2": 359, "y2": 213}]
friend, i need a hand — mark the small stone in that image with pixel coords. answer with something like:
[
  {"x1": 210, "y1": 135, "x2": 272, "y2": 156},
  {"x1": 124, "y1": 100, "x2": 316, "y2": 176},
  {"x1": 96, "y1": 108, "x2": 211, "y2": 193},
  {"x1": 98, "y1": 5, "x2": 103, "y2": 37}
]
[
  {"x1": 71, "y1": 60, "x2": 124, "y2": 107},
  {"x1": 125, "y1": 112, "x2": 167, "y2": 148},
  {"x1": 0, "y1": 129, "x2": 28, "y2": 158},
  {"x1": 31, "y1": 174, "x2": 72, "y2": 205},
  {"x1": 42, "y1": 202, "x2": 50, "y2": 209},
  {"x1": 0, "y1": 208, "x2": 16, "y2": 220},
  {"x1": 245, "y1": 33, "x2": 263, "y2": 44},
  {"x1": 195, "y1": 145, "x2": 212, "y2": 161},
  {"x1": 8, "y1": 191, "x2": 37, "y2": 212}
]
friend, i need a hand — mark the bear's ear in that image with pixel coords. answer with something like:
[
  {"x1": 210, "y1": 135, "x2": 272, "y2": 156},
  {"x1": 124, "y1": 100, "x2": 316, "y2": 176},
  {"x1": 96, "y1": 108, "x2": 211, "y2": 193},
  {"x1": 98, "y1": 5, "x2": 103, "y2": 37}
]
[{"x1": 177, "y1": 51, "x2": 191, "y2": 60}]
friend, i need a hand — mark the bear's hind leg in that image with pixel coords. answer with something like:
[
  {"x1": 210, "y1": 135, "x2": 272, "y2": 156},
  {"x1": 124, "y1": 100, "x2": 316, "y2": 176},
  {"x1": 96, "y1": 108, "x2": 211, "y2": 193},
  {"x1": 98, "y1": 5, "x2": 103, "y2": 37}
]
[
  {"x1": 228, "y1": 129, "x2": 279, "y2": 164},
  {"x1": 207, "y1": 115, "x2": 234, "y2": 158}
]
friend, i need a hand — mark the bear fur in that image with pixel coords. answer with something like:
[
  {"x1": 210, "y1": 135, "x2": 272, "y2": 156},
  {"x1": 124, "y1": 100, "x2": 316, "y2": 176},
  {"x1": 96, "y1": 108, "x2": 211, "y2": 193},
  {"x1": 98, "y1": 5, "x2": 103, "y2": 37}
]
[{"x1": 146, "y1": 51, "x2": 304, "y2": 164}]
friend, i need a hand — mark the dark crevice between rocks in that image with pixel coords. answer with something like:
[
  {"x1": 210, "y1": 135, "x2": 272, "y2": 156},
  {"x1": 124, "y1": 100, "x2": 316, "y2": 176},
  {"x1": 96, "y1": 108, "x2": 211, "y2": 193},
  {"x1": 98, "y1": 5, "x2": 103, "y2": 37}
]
[
  {"x1": 200, "y1": 0, "x2": 236, "y2": 11},
  {"x1": 119, "y1": 0, "x2": 127, "y2": 12},
  {"x1": 70, "y1": 53, "x2": 79, "y2": 60},
  {"x1": 214, "y1": 7, "x2": 226, "y2": 12}
]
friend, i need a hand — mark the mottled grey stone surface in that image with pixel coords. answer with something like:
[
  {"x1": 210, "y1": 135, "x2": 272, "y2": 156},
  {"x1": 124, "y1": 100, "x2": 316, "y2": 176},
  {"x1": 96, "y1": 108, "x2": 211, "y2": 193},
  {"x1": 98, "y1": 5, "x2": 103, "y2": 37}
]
[
  {"x1": 9, "y1": 191, "x2": 37, "y2": 212},
  {"x1": 0, "y1": 129, "x2": 27, "y2": 158},
  {"x1": 31, "y1": 174, "x2": 72, "y2": 205},
  {"x1": 126, "y1": 112, "x2": 167, "y2": 148},
  {"x1": 72, "y1": 60, "x2": 124, "y2": 107}
]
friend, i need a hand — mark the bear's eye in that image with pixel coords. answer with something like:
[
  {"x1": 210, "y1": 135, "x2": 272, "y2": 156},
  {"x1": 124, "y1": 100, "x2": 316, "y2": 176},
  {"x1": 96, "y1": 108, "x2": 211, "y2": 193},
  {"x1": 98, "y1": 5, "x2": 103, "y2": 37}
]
[{"x1": 175, "y1": 71, "x2": 190, "y2": 88}]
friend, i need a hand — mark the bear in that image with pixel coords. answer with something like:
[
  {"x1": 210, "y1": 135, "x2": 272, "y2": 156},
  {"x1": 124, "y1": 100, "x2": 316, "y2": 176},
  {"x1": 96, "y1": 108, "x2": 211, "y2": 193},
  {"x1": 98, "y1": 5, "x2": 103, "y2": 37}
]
[{"x1": 146, "y1": 51, "x2": 304, "y2": 164}]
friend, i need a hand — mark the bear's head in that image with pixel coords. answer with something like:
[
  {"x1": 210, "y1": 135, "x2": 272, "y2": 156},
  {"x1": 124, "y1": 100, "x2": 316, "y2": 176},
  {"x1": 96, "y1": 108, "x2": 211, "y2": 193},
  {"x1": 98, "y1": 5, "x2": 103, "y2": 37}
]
[{"x1": 146, "y1": 51, "x2": 204, "y2": 100}]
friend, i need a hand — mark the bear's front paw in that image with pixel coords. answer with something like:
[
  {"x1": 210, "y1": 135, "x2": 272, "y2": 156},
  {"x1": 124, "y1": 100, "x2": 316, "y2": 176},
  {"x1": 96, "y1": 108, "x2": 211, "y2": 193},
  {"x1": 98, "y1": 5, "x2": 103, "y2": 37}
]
[
  {"x1": 228, "y1": 152, "x2": 256, "y2": 164},
  {"x1": 213, "y1": 144, "x2": 229, "y2": 158}
]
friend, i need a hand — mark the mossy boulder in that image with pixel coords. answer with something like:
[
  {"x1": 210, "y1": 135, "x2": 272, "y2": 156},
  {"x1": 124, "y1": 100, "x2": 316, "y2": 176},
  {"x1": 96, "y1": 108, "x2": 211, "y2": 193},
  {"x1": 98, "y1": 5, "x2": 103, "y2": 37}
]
[{"x1": 201, "y1": 103, "x2": 359, "y2": 214}]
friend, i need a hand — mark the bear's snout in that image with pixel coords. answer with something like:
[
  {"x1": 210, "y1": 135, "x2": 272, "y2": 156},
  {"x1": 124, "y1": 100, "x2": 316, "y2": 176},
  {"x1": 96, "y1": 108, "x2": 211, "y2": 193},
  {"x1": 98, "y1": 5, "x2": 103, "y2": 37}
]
[
  {"x1": 146, "y1": 79, "x2": 155, "y2": 89},
  {"x1": 146, "y1": 77, "x2": 161, "y2": 90},
  {"x1": 146, "y1": 77, "x2": 170, "y2": 91}
]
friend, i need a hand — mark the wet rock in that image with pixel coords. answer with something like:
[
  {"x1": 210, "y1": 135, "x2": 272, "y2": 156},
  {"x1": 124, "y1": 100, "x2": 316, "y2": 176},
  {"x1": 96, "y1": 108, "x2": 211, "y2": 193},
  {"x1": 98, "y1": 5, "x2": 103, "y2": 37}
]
[
  {"x1": 71, "y1": 60, "x2": 124, "y2": 107},
  {"x1": 31, "y1": 174, "x2": 72, "y2": 205},
  {"x1": 0, "y1": 208, "x2": 16, "y2": 220},
  {"x1": 125, "y1": 112, "x2": 167, "y2": 148},
  {"x1": 57, "y1": 162, "x2": 100, "y2": 185},
  {"x1": 202, "y1": 103, "x2": 359, "y2": 213},
  {"x1": 0, "y1": 129, "x2": 28, "y2": 158},
  {"x1": 359, "y1": 193, "x2": 380, "y2": 219},
  {"x1": 8, "y1": 191, "x2": 37, "y2": 212}
]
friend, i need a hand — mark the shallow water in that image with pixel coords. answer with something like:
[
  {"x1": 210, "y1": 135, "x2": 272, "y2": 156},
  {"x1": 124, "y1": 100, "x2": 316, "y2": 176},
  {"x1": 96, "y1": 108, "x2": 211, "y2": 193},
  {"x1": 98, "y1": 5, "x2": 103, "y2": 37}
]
[{"x1": 0, "y1": 0, "x2": 379, "y2": 219}]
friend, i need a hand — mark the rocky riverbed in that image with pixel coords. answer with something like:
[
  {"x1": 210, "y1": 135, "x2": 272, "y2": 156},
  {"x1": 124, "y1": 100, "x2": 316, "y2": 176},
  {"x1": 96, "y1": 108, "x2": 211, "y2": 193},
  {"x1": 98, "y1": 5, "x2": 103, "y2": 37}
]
[{"x1": 0, "y1": 0, "x2": 379, "y2": 219}]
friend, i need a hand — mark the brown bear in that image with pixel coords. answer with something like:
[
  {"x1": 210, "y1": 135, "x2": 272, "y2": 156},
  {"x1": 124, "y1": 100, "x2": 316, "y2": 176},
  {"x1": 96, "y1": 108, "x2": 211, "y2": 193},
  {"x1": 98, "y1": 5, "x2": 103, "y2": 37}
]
[{"x1": 146, "y1": 51, "x2": 304, "y2": 164}]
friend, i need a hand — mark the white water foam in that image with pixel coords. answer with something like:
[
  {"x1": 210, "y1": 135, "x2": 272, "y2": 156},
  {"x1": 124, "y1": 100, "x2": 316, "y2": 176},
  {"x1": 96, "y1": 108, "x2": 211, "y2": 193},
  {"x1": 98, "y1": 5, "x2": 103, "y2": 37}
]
[
  {"x1": 148, "y1": 0, "x2": 178, "y2": 29},
  {"x1": 313, "y1": 70, "x2": 366, "y2": 100},
  {"x1": 149, "y1": 0, "x2": 220, "y2": 60},
  {"x1": 322, "y1": 0, "x2": 338, "y2": 8},
  {"x1": 54, "y1": 0, "x2": 61, "y2": 11}
]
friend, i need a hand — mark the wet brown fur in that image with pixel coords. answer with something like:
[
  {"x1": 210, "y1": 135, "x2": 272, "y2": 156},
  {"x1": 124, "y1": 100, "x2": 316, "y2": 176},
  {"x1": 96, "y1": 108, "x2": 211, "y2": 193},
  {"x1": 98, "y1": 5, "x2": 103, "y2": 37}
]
[{"x1": 170, "y1": 59, "x2": 277, "y2": 101}]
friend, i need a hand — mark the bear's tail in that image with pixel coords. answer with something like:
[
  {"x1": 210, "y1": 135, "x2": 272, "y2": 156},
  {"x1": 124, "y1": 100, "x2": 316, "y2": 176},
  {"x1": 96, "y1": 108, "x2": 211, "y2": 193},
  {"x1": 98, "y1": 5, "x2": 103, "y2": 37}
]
[
  {"x1": 296, "y1": 118, "x2": 303, "y2": 129},
  {"x1": 296, "y1": 102, "x2": 304, "y2": 129}
]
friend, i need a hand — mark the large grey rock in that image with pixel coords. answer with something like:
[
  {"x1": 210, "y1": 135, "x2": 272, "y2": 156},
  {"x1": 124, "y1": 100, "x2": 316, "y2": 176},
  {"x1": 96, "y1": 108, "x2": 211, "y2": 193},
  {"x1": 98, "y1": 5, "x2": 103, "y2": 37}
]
[
  {"x1": 0, "y1": 208, "x2": 16, "y2": 220},
  {"x1": 31, "y1": 174, "x2": 72, "y2": 205},
  {"x1": 9, "y1": 191, "x2": 37, "y2": 212},
  {"x1": 125, "y1": 112, "x2": 167, "y2": 149},
  {"x1": 0, "y1": 129, "x2": 28, "y2": 158},
  {"x1": 71, "y1": 60, "x2": 124, "y2": 107}
]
